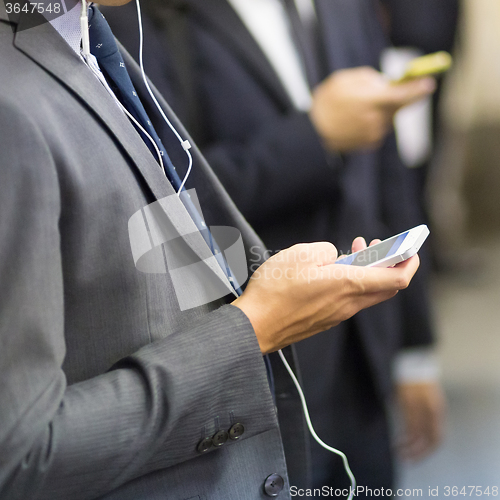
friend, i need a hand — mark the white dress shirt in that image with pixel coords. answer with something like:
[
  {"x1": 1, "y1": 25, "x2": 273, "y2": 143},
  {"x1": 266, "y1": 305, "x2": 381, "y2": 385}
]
[
  {"x1": 49, "y1": 0, "x2": 83, "y2": 55},
  {"x1": 227, "y1": 0, "x2": 314, "y2": 111}
]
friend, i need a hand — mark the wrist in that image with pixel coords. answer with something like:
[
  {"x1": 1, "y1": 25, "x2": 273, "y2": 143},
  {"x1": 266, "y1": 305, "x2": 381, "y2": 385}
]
[
  {"x1": 232, "y1": 296, "x2": 274, "y2": 354},
  {"x1": 393, "y1": 347, "x2": 440, "y2": 383}
]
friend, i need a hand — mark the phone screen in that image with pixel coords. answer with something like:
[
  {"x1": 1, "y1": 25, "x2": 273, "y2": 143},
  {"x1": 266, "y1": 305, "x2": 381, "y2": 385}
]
[{"x1": 339, "y1": 232, "x2": 409, "y2": 266}]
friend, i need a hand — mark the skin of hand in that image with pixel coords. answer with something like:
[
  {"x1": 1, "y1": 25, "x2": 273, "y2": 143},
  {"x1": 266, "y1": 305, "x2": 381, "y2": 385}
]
[
  {"x1": 309, "y1": 66, "x2": 436, "y2": 152},
  {"x1": 396, "y1": 380, "x2": 447, "y2": 461},
  {"x1": 232, "y1": 237, "x2": 420, "y2": 354}
]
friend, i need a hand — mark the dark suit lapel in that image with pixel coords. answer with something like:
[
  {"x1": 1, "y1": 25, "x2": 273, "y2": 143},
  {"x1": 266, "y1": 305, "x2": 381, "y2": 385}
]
[
  {"x1": 185, "y1": 0, "x2": 293, "y2": 111},
  {"x1": 315, "y1": 0, "x2": 350, "y2": 70},
  {"x1": 13, "y1": 18, "x2": 236, "y2": 296},
  {"x1": 315, "y1": 0, "x2": 373, "y2": 70}
]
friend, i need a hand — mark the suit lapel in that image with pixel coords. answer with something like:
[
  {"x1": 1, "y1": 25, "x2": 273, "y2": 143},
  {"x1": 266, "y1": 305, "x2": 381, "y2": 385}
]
[
  {"x1": 0, "y1": 3, "x2": 8, "y2": 21},
  {"x1": 13, "y1": 18, "x2": 235, "y2": 296},
  {"x1": 14, "y1": 19, "x2": 175, "y2": 200},
  {"x1": 185, "y1": 0, "x2": 293, "y2": 111},
  {"x1": 315, "y1": 0, "x2": 371, "y2": 71},
  {"x1": 315, "y1": 0, "x2": 349, "y2": 71}
]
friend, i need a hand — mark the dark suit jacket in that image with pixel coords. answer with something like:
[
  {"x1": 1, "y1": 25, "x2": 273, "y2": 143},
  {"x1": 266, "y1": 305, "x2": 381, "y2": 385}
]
[
  {"x1": 106, "y1": 0, "x2": 435, "y2": 405},
  {"x1": 0, "y1": 4, "x2": 309, "y2": 499},
  {"x1": 382, "y1": 0, "x2": 459, "y2": 55}
]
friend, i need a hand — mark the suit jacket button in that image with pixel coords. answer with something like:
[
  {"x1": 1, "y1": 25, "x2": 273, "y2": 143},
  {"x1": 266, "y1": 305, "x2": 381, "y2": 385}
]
[
  {"x1": 212, "y1": 429, "x2": 229, "y2": 447},
  {"x1": 197, "y1": 437, "x2": 213, "y2": 454},
  {"x1": 264, "y1": 473, "x2": 284, "y2": 497},
  {"x1": 228, "y1": 423, "x2": 245, "y2": 440}
]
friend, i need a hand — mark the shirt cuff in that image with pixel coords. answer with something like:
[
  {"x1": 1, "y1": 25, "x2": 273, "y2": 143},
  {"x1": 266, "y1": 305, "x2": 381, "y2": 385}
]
[{"x1": 393, "y1": 347, "x2": 440, "y2": 383}]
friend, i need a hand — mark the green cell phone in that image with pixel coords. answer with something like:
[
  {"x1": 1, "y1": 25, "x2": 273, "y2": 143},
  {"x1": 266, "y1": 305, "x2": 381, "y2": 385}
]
[{"x1": 392, "y1": 51, "x2": 452, "y2": 84}]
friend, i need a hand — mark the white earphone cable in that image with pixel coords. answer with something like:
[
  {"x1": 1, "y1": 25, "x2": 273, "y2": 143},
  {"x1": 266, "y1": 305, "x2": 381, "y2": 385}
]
[
  {"x1": 119, "y1": 105, "x2": 167, "y2": 177},
  {"x1": 82, "y1": 42, "x2": 167, "y2": 177},
  {"x1": 278, "y1": 349, "x2": 356, "y2": 499},
  {"x1": 80, "y1": 0, "x2": 90, "y2": 58},
  {"x1": 135, "y1": 0, "x2": 193, "y2": 195}
]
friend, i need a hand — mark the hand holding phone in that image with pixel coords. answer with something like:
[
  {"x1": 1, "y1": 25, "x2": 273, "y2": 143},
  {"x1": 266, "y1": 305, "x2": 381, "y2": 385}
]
[{"x1": 338, "y1": 225, "x2": 430, "y2": 268}]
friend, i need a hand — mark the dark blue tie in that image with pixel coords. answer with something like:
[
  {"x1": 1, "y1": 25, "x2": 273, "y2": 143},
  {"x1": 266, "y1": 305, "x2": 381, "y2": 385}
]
[
  {"x1": 88, "y1": 5, "x2": 239, "y2": 292},
  {"x1": 88, "y1": 5, "x2": 181, "y2": 187}
]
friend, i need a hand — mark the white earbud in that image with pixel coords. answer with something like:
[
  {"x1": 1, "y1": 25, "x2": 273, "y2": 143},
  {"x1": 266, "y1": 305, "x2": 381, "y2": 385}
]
[{"x1": 80, "y1": 0, "x2": 90, "y2": 59}]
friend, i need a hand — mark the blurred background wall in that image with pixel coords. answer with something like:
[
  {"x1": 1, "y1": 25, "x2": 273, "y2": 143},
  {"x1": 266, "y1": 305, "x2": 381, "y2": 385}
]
[{"x1": 428, "y1": 0, "x2": 500, "y2": 250}]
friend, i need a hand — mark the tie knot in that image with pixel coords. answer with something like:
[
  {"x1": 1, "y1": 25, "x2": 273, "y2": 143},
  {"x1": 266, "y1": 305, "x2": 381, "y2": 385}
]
[{"x1": 88, "y1": 5, "x2": 119, "y2": 59}]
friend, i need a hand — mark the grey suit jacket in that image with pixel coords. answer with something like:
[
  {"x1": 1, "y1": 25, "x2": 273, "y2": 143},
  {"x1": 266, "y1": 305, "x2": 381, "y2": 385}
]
[{"x1": 0, "y1": 6, "x2": 307, "y2": 499}]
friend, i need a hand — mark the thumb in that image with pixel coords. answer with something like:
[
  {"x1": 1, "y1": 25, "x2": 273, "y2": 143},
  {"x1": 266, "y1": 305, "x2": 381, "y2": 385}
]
[
  {"x1": 380, "y1": 77, "x2": 436, "y2": 109},
  {"x1": 308, "y1": 242, "x2": 339, "y2": 266}
]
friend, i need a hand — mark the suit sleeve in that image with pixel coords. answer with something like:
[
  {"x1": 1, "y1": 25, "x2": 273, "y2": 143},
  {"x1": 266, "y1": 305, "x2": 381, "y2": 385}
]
[{"x1": 0, "y1": 101, "x2": 276, "y2": 499}]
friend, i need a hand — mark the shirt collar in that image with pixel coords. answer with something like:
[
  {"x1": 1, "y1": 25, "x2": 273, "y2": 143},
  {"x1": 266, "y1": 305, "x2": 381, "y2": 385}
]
[{"x1": 48, "y1": 1, "x2": 85, "y2": 56}]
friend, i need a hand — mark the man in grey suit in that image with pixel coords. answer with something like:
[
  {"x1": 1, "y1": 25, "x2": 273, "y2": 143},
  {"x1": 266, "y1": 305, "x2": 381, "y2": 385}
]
[{"x1": 0, "y1": 0, "x2": 420, "y2": 498}]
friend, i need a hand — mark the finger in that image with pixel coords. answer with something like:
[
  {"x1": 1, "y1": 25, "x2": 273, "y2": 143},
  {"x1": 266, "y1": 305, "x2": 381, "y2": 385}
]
[
  {"x1": 288, "y1": 242, "x2": 339, "y2": 266},
  {"x1": 334, "y1": 289, "x2": 399, "y2": 323},
  {"x1": 328, "y1": 254, "x2": 420, "y2": 293},
  {"x1": 399, "y1": 383, "x2": 446, "y2": 461},
  {"x1": 393, "y1": 254, "x2": 420, "y2": 276},
  {"x1": 356, "y1": 290, "x2": 399, "y2": 312},
  {"x1": 309, "y1": 241, "x2": 339, "y2": 265},
  {"x1": 369, "y1": 238, "x2": 381, "y2": 247},
  {"x1": 399, "y1": 436, "x2": 429, "y2": 461},
  {"x1": 378, "y1": 77, "x2": 436, "y2": 109},
  {"x1": 336, "y1": 254, "x2": 350, "y2": 262},
  {"x1": 351, "y1": 236, "x2": 367, "y2": 253},
  {"x1": 391, "y1": 77, "x2": 436, "y2": 106},
  {"x1": 424, "y1": 401, "x2": 446, "y2": 452},
  {"x1": 397, "y1": 412, "x2": 429, "y2": 460}
]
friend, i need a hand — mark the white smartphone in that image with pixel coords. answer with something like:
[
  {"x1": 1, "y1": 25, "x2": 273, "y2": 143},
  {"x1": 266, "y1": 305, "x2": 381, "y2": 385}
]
[{"x1": 338, "y1": 224, "x2": 430, "y2": 268}]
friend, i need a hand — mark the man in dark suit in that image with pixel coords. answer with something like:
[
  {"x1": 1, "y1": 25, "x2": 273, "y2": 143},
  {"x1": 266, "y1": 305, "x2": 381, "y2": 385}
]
[
  {"x1": 105, "y1": 0, "x2": 446, "y2": 494},
  {"x1": 0, "y1": 0, "x2": 421, "y2": 498}
]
